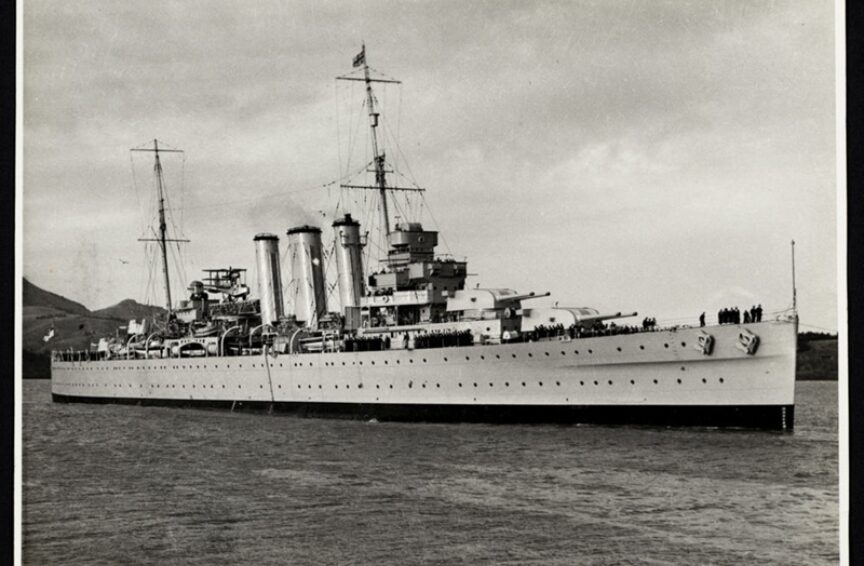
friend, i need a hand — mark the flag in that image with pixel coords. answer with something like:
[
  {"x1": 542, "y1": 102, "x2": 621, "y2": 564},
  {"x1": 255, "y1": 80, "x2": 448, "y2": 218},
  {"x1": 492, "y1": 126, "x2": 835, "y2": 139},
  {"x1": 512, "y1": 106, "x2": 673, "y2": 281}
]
[
  {"x1": 353, "y1": 47, "x2": 365, "y2": 68},
  {"x1": 42, "y1": 327, "x2": 55, "y2": 342}
]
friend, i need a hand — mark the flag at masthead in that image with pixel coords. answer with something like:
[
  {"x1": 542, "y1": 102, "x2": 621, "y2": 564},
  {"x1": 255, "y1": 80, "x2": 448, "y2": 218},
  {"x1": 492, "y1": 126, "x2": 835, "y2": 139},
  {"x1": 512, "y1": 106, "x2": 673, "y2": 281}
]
[{"x1": 353, "y1": 45, "x2": 366, "y2": 68}]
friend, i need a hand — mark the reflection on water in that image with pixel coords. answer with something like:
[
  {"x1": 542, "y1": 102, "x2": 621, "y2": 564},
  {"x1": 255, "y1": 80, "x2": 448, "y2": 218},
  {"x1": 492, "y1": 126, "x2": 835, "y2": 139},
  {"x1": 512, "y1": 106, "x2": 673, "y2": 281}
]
[{"x1": 23, "y1": 380, "x2": 837, "y2": 565}]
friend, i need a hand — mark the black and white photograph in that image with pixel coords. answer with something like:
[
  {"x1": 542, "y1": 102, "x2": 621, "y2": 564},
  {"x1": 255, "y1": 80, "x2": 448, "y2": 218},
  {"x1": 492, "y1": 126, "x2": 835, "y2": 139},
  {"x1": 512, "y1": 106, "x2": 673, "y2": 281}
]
[{"x1": 19, "y1": 1, "x2": 841, "y2": 564}]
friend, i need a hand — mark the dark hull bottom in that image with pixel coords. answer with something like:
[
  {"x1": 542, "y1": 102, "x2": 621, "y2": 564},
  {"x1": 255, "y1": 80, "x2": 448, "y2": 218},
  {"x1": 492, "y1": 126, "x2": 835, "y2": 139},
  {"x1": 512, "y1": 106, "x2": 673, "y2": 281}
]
[{"x1": 52, "y1": 394, "x2": 795, "y2": 431}]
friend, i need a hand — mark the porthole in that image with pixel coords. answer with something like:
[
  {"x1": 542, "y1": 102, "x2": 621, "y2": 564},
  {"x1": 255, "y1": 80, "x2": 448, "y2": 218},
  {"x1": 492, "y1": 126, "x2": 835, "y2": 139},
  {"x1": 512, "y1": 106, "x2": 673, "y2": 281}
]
[
  {"x1": 556, "y1": 381, "x2": 561, "y2": 386},
  {"x1": 677, "y1": 379, "x2": 682, "y2": 384},
  {"x1": 588, "y1": 349, "x2": 593, "y2": 354},
  {"x1": 376, "y1": 384, "x2": 380, "y2": 389},
  {"x1": 702, "y1": 378, "x2": 707, "y2": 383},
  {"x1": 719, "y1": 378, "x2": 725, "y2": 383},
  {"x1": 346, "y1": 385, "x2": 350, "y2": 389},
  {"x1": 680, "y1": 366, "x2": 686, "y2": 371},
  {"x1": 539, "y1": 381, "x2": 543, "y2": 387},
  {"x1": 630, "y1": 380, "x2": 635, "y2": 385},
  {"x1": 359, "y1": 361, "x2": 363, "y2": 365},
  {"x1": 616, "y1": 347, "x2": 622, "y2": 352},
  {"x1": 466, "y1": 356, "x2": 470, "y2": 361},
  {"x1": 653, "y1": 379, "x2": 658, "y2": 384},
  {"x1": 574, "y1": 350, "x2": 579, "y2": 354},
  {"x1": 436, "y1": 383, "x2": 440, "y2": 388},
  {"x1": 521, "y1": 382, "x2": 527, "y2": 387},
  {"x1": 409, "y1": 359, "x2": 414, "y2": 364},
  {"x1": 422, "y1": 384, "x2": 426, "y2": 388},
  {"x1": 444, "y1": 357, "x2": 448, "y2": 362},
  {"x1": 681, "y1": 342, "x2": 686, "y2": 347},
  {"x1": 608, "y1": 380, "x2": 612, "y2": 386},
  {"x1": 318, "y1": 385, "x2": 322, "y2": 389},
  {"x1": 593, "y1": 381, "x2": 598, "y2": 386},
  {"x1": 298, "y1": 385, "x2": 302, "y2": 389},
  {"x1": 384, "y1": 360, "x2": 388, "y2": 365},
  {"x1": 561, "y1": 351, "x2": 566, "y2": 356},
  {"x1": 480, "y1": 355, "x2": 485, "y2": 360},
  {"x1": 505, "y1": 382, "x2": 510, "y2": 387},
  {"x1": 396, "y1": 360, "x2": 401, "y2": 364},
  {"x1": 422, "y1": 359, "x2": 427, "y2": 363},
  {"x1": 458, "y1": 383, "x2": 463, "y2": 387},
  {"x1": 473, "y1": 383, "x2": 478, "y2": 388},
  {"x1": 371, "y1": 361, "x2": 375, "y2": 365},
  {"x1": 664, "y1": 343, "x2": 669, "y2": 348},
  {"x1": 489, "y1": 382, "x2": 494, "y2": 387},
  {"x1": 358, "y1": 384, "x2": 363, "y2": 389},
  {"x1": 495, "y1": 354, "x2": 501, "y2": 359},
  {"x1": 389, "y1": 385, "x2": 393, "y2": 389},
  {"x1": 528, "y1": 353, "x2": 533, "y2": 358},
  {"x1": 335, "y1": 385, "x2": 339, "y2": 389},
  {"x1": 512, "y1": 354, "x2": 517, "y2": 358},
  {"x1": 408, "y1": 383, "x2": 413, "y2": 388},
  {"x1": 544, "y1": 352, "x2": 550, "y2": 356}
]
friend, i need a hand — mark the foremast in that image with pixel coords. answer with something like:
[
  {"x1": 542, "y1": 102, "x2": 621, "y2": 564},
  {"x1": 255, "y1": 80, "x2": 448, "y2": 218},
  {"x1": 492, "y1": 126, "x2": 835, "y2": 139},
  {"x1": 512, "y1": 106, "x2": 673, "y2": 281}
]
[{"x1": 337, "y1": 45, "x2": 423, "y2": 240}]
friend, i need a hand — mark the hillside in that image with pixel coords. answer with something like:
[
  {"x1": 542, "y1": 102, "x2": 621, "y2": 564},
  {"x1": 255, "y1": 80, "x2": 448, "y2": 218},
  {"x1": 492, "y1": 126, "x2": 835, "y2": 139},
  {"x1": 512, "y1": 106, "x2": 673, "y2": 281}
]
[
  {"x1": 93, "y1": 299, "x2": 166, "y2": 321},
  {"x1": 23, "y1": 278, "x2": 89, "y2": 316},
  {"x1": 22, "y1": 279, "x2": 165, "y2": 378}
]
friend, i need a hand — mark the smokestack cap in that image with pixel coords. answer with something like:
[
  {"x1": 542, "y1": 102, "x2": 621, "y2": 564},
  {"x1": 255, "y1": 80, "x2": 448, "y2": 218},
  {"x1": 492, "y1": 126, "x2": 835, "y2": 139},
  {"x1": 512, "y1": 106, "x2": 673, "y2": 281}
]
[
  {"x1": 287, "y1": 225, "x2": 322, "y2": 235},
  {"x1": 332, "y1": 213, "x2": 360, "y2": 228},
  {"x1": 254, "y1": 232, "x2": 280, "y2": 241}
]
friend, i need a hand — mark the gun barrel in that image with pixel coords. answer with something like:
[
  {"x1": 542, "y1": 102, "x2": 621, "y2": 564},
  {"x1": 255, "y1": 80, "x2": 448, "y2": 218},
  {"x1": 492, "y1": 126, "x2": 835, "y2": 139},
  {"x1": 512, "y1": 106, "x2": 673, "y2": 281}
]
[
  {"x1": 505, "y1": 291, "x2": 551, "y2": 303},
  {"x1": 577, "y1": 311, "x2": 638, "y2": 323}
]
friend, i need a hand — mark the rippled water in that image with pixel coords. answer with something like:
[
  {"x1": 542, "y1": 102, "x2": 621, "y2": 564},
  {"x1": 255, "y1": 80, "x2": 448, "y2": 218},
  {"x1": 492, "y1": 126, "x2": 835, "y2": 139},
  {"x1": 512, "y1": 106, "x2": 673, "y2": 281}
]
[{"x1": 22, "y1": 380, "x2": 838, "y2": 565}]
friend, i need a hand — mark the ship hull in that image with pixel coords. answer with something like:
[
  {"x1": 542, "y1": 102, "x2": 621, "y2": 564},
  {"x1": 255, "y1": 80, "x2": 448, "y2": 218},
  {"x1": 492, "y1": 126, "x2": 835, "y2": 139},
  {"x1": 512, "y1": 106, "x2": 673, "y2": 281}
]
[
  {"x1": 50, "y1": 393, "x2": 794, "y2": 430},
  {"x1": 51, "y1": 320, "x2": 798, "y2": 430}
]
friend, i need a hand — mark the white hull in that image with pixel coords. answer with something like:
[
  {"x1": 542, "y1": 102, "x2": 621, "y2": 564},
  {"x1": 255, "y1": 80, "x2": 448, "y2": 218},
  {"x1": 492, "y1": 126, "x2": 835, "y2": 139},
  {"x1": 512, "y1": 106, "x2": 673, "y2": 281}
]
[{"x1": 51, "y1": 320, "x2": 797, "y2": 429}]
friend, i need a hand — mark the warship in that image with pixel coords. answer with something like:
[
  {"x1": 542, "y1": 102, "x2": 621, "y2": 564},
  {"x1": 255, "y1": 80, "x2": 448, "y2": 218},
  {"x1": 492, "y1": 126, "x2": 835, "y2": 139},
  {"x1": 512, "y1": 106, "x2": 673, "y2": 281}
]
[{"x1": 51, "y1": 47, "x2": 799, "y2": 430}]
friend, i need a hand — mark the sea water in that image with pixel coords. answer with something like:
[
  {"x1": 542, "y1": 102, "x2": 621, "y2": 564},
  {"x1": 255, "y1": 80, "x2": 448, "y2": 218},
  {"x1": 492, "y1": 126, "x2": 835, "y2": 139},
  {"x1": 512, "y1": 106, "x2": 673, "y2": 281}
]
[{"x1": 22, "y1": 380, "x2": 838, "y2": 565}]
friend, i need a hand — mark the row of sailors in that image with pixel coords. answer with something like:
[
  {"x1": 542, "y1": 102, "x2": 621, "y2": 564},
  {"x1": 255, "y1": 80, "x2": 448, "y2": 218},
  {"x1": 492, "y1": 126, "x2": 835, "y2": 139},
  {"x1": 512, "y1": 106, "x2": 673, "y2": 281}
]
[
  {"x1": 717, "y1": 305, "x2": 763, "y2": 325},
  {"x1": 413, "y1": 329, "x2": 475, "y2": 349},
  {"x1": 526, "y1": 321, "x2": 660, "y2": 342},
  {"x1": 343, "y1": 335, "x2": 391, "y2": 352}
]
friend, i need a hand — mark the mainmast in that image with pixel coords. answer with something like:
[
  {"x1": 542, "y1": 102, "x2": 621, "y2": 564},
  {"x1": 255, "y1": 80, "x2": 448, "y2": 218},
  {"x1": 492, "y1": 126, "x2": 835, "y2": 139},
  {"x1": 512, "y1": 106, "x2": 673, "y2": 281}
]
[
  {"x1": 337, "y1": 45, "x2": 424, "y2": 240},
  {"x1": 132, "y1": 139, "x2": 189, "y2": 312}
]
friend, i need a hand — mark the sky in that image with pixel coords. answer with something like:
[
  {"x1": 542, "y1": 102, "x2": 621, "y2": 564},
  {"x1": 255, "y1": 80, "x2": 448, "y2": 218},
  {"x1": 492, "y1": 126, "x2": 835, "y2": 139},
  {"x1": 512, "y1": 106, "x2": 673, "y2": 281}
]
[{"x1": 22, "y1": 0, "x2": 838, "y2": 332}]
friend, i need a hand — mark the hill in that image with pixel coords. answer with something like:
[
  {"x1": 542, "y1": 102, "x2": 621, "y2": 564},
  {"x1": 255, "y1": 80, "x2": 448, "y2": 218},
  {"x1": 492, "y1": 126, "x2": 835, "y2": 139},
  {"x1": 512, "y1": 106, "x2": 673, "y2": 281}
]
[
  {"x1": 23, "y1": 278, "x2": 89, "y2": 316},
  {"x1": 93, "y1": 299, "x2": 166, "y2": 321},
  {"x1": 22, "y1": 279, "x2": 165, "y2": 378}
]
